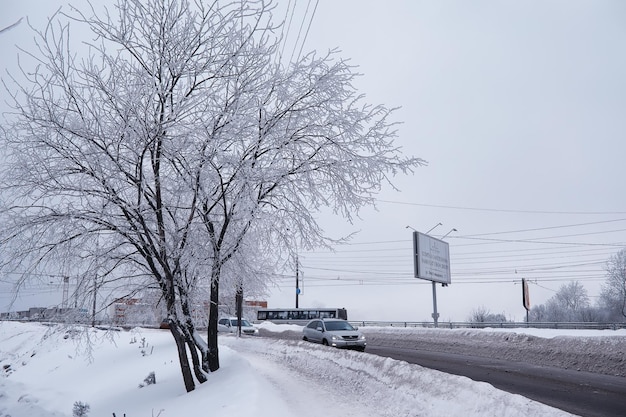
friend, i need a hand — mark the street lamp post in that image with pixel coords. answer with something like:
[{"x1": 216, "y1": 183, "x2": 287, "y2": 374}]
[{"x1": 426, "y1": 222, "x2": 443, "y2": 235}]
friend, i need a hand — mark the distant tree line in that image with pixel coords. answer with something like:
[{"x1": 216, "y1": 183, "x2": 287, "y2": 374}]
[{"x1": 468, "y1": 249, "x2": 626, "y2": 324}]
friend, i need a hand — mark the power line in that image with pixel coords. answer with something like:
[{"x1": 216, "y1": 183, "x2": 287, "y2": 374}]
[
  {"x1": 376, "y1": 199, "x2": 626, "y2": 215},
  {"x1": 289, "y1": 0, "x2": 316, "y2": 64},
  {"x1": 295, "y1": 0, "x2": 319, "y2": 62},
  {"x1": 453, "y1": 235, "x2": 626, "y2": 248},
  {"x1": 306, "y1": 218, "x2": 626, "y2": 248},
  {"x1": 452, "y1": 245, "x2": 616, "y2": 258},
  {"x1": 462, "y1": 218, "x2": 626, "y2": 237},
  {"x1": 271, "y1": 275, "x2": 606, "y2": 289},
  {"x1": 278, "y1": 0, "x2": 296, "y2": 62}
]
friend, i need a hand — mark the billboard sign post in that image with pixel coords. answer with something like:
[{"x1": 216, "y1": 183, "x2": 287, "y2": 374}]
[{"x1": 412, "y1": 231, "x2": 452, "y2": 328}]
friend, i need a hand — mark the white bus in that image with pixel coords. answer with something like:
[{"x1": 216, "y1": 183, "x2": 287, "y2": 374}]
[{"x1": 256, "y1": 308, "x2": 347, "y2": 324}]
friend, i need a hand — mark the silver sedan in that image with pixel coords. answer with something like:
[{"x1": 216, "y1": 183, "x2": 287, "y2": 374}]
[{"x1": 302, "y1": 318, "x2": 366, "y2": 351}]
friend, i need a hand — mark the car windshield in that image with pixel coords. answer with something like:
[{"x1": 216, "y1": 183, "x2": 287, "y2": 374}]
[
  {"x1": 324, "y1": 321, "x2": 354, "y2": 331},
  {"x1": 229, "y1": 319, "x2": 252, "y2": 327}
]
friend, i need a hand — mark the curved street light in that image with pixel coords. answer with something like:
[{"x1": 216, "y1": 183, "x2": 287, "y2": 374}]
[
  {"x1": 406, "y1": 223, "x2": 443, "y2": 235},
  {"x1": 426, "y1": 222, "x2": 443, "y2": 234}
]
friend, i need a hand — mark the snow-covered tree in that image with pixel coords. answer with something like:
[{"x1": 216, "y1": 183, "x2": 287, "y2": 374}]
[
  {"x1": 530, "y1": 281, "x2": 591, "y2": 322},
  {"x1": 528, "y1": 303, "x2": 548, "y2": 322},
  {"x1": 554, "y1": 281, "x2": 590, "y2": 320},
  {"x1": 599, "y1": 249, "x2": 626, "y2": 321},
  {"x1": 467, "y1": 306, "x2": 507, "y2": 323},
  {"x1": 0, "y1": 0, "x2": 423, "y2": 391}
]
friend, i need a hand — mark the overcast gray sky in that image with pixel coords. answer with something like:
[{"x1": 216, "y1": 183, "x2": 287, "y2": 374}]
[
  {"x1": 2, "y1": 1, "x2": 626, "y2": 321},
  {"x1": 268, "y1": 0, "x2": 626, "y2": 321}
]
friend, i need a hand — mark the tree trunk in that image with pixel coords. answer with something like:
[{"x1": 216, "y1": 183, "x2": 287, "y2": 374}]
[
  {"x1": 236, "y1": 283, "x2": 243, "y2": 337},
  {"x1": 169, "y1": 322, "x2": 196, "y2": 392},
  {"x1": 186, "y1": 335, "x2": 207, "y2": 383},
  {"x1": 207, "y1": 268, "x2": 220, "y2": 372},
  {"x1": 191, "y1": 328, "x2": 210, "y2": 374},
  {"x1": 179, "y1": 293, "x2": 209, "y2": 381}
]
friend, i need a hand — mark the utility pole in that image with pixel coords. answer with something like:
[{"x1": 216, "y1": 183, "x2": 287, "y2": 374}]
[
  {"x1": 61, "y1": 276, "x2": 69, "y2": 310},
  {"x1": 91, "y1": 276, "x2": 97, "y2": 327},
  {"x1": 295, "y1": 254, "x2": 300, "y2": 308}
]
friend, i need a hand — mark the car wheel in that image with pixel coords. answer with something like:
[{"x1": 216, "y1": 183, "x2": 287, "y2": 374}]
[
  {"x1": 322, "y1": 339, "x2": 329, "y2": 346},
  {"x1": 303, "y1": 336, "x2": 308, "y2": 341}
]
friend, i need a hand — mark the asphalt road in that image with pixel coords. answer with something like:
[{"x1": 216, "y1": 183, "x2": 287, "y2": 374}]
[{"x1": 365, "y1": 344, "x2": 626, "y2": 417}]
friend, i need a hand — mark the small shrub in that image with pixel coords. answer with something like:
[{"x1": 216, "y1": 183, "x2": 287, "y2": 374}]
[
  {"x1": 72, "y1": 401, "x2": 90, "y2": 417},
  {"x1": 138, "y1": 371, "x2": 156, "y2": 388},
  {"x1": 141, "y1": 346, "x2": 154, "y2": 356}
]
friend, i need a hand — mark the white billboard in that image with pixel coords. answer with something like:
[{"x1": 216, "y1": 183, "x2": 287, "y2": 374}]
[{"x1": 413, "y1": 232, "x2": 451, "y2": 284}]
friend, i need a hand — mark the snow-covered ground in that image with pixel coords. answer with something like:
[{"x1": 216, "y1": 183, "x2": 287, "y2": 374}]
[
  {"x1": 1, "y1": 321, "x2": 624, "y2": 417},
  {"x1": 259, "y1": 323, "x2": 626, "y2": 377}
]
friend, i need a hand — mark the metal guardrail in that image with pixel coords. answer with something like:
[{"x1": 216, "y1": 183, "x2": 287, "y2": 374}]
[
  {"x1": 4, "y1": 317, "x2": 625, "y2": 332},
  {"x1": 349, "y1": 321, "x2": 626, "y2": 331}
]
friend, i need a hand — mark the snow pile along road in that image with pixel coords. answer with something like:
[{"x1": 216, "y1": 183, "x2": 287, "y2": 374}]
[
  {"x1": 0, "y1": 321, "x2": 594, "y2": 416},
  {"x1": 258, "y1": 323, "x2": 626, "y2": 377},
  {"x1": 220, "y1": 335, "x2": 576, "y2": 417},
  {"x1": 363, "y1": 326, "x2": 626, "y2": 377}
]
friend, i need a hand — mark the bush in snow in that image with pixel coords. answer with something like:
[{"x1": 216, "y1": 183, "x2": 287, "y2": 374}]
[
  {"x1": 139, "y1": 371, "x2": 156, "y2": 388},
  {"x1": 468, "y1": 306, "x2": 508, "y2": 323},
  {"x1": 141, "y1": 346, "x2": 154, "y2": 356},
  {"x1": 72, "y1": 401, "x2": 90, "y2": 417}
]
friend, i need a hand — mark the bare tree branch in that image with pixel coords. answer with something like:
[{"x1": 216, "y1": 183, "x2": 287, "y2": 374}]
[{"x1": 0, "y1": 18, "x2": 23, "y2": 34}]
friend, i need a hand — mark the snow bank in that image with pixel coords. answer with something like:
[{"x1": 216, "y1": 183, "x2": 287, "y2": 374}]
[
  {"x1": 355, "y1": 326, "x2": 626, "y2": 377},
  {"x1": 221, "y1": 335, "x2": 575, "y2": 417},
  {"x1": 0, "y1": 321, "x2": 579, "y2": 416}
]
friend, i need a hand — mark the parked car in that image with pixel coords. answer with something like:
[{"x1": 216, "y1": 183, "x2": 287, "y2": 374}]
[
  {"x1": 302, "y1": 318, "x2": 366, "y2": 351},
  {"x1": 217, "y1": 317, "x2": 258, "y2": 335}
]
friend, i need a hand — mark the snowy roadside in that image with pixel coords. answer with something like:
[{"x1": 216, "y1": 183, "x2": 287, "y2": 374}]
[
  {"x1": 363, "y1": 326, "x2": 626, "y2": 377},
  {"x1": 0, "y1": 321, "x2": 604, "y2": 417},
  {"x1": 258, "y1": 323, "x2": 626, "y2": 377},
  {"x1": 220, "y1": 335, "x2": 576, "y2": 417}
]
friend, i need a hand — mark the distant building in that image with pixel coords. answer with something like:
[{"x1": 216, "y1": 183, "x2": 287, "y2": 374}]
[{"x1": 111, "y1": 298, "x2": 159, "y2": 327}]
